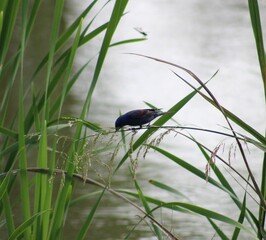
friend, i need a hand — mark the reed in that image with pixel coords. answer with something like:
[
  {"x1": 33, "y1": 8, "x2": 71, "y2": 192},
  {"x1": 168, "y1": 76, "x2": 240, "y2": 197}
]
[
  {"x1": 0, "y1": 0, "x2": 265, "y2": 239},
  {"x1": 0, "y1": 0, "x2": 145, "y2": 239}
]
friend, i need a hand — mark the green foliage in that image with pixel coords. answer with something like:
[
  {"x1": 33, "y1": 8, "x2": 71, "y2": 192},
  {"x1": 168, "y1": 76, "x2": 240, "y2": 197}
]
[
  {"x1": 0, "y1": 0, "x2": 145, "y2": 239},
  {"x1": 0, "y1": 0, "x2": 265, "y2": 239}
]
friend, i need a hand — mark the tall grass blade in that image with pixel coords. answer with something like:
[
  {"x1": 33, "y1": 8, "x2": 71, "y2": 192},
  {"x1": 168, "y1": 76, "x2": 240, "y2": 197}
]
[
  {"x1": 168, "y1": 202, "x2": 256, "y2": 238},
  {"x1": 58, "y1": 18, "x2": 83, "y2": 115},
  {"x1": 25, "y1": 0, "x2": 41, "y2": 41},
  {"x1": 119, "y1": 190, "x2": 193, "y2": 214},
  {"x1": 8, "y1": 210, "x2": 50, "y2": 240},
  {"x1": 0, "y1": 127, "x2": 17, "y2": 139},
  {"x1": 194, "y1": 90, "x2": 265, "y2": 145},
  {"x1": 76, "y1": 188, "x2": 106, "y2": 240},
  {"x1": 0, "y1": 168, "x2": 15, "y2": 236},
  {"x1": 120, "y1": 190, "x2": 256, "y2": 238},
  {"x1": 248, "y1": 1, "x2": 266, "y2": 238},
  {"x1": 49, "y1": 59, "x2": 92, "y2": 117},
  {"x1": 133, "y1": 173, "x2": 163, "y2": 240},
  {"x1": 0, "y1": 172, "x2": 11, "y2": 200},
  {"x1": 148, "y1": 145, "x2": 250, "y2": 205},
  {"x1": 17, "y1": 0, "x2": 31, "y2": 238},
  {"x1": 0, "y1": 11, "x2": 3, "y2": 37},
  {"x1": 43, "y1": 0, "x2": 64, "y2": 118},
  {"x1": 195, "y1": 138, "x2": 257, "y2": 231},
  {"x1": 259, "y1": 154, "x2": 266, "y2": 239},
  {"x1": 85, "y1": 0, "x2": 128, "y2": 112},
  {"x1": 49, "y1": 2, "x2": 130, "y2": 237},
  {"x1": 0, "y1": 0, "x2": 20, "y2": 66},
  {"x1": 33, "y1": 121, "x2": 48, "y2": 238},
  {"x1": 208, "y1": 218, "x2": 230, "y2": 240},
  {"x1": 2, "y1": 194, "x2": 15, "y2": 236},
  {"x1": 232, "y1": 194, "x2": 247, "y2": 240},
  {"x1": 31, "y1": 0, "x2": 99, "y2": 79},
  {"x1": 110, "y1": 38, "x2": 146, "y2": 47},
  {"x1": 149, "y1": 180, "x2": 190, "y2": 202},
  {"x1": 248, "y1": 0, "x2": 266, "y2": 94}
]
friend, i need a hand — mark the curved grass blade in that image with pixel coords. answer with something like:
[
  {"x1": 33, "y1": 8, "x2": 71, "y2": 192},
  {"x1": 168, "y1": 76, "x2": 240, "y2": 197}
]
[
  {"x1": 148, "y1": 145, "x2": 248, "y2": 205},
  {"x1": 0, "y1": 11, "x2": 3, "y2": 37},
  {"x1": 166, "y1": 202, "x2": 256, "y2": 238},
  {"x1": 120, "y1": 190, "x2": 257, "y2": 238},
  {"x1": 248, "y1": 0, "x2": 266, "y2": 92},
  {"x1": 42, "y1": 0, "x2": 65, "y2": 119},
  {"x1": 118, "y1": 190, "x2": 192, "y2": 214},
  {"x1": 85, "y1": 0, "x2": 129, "y2": 113},
  {"x1": 0, "y1": 0, "x2": 20, "y2": 66},
  {"x1": 132, "y1": 171, "x2": 163, "y2": 240},
  {"x1": 0, "y1": 172, "x2": 11, "y2": 200},
  {"x1": 18, "y1": 2, "x2": 31, "y2": 237},
  {"x1": 49, "y1": 59, "x2": 93, "y2": 118},
  {"x1": 208, "y1": 218, "x2": 230, "y2": 240},
  {"x1": 149, "y1": 180, "x2": 190, "y2": 202},
  {"x1": 196, "y1": 91, "x2": 265, "y2": 145},
  {"x1": 48, "y1": 116, "x2": 103, "y2": 133},
  {"x1": 76, "y1": 188, "x2": 106, "y2": 240},
  {"x1": 149, "y1": 200, "x2": 256, "y2": 239},
  {"x1": 31, "y1": 0, "x2": 99, "y2": 79},
  {"x1": 0, "y1": 134, "x2": 39, "y2": 159},
  {"x1": 0, "y1": 127, "x2": 17, "y2": 139},
  {"x1": 110, "y1": 38, "x2": 147, "y2": 47},
  {"x1": 1, "y1": 167, "x2": 180, "y2": 240},
  {"x1": 33, "y1": 121, "x2": 49, "y2": 238},
  {"x1": 8, "y1": 210, "x2": 50, "y2": 240},
  {"x1": 194, "y1": 136, "x2": 257, "y2": 231},
  {"x1": 248, "y1": 1, "x2": 266, "y2": 236},
  {"x1": 232, "y1": 193, "x2": 247, "y2": 240},
  {"x1": 57, "y1": 19, "x2": 83, "y2": 116},
  {"x1": 127, "y1": 53, "x2": 265, "y2": 144},
  {"x1": 69, "y1": 191, "x2": 103, "y2": 207}
]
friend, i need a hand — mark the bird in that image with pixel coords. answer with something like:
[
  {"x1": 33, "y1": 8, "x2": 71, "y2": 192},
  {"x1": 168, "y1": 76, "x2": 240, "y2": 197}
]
[{"x1": 115, "y1": 108, "x2": 167, "y2": 131}]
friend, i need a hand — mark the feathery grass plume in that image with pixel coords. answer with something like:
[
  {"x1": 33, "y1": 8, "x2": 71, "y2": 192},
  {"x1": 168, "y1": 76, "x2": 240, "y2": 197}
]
[
  {"x1": 129, "y1": 131, "x2": 138, "y2": 179},
  {"x1": 142, "y1": 128, "x2": 173, "y2": 160},
  {"x1": 72, "y1": 133, "x2": 118, "y2": 184}
]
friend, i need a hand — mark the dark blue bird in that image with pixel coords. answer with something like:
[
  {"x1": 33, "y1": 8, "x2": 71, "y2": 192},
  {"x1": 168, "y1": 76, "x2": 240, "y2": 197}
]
[{"x1": 115, "y1": 108, "x2": 167, "y2": 131}]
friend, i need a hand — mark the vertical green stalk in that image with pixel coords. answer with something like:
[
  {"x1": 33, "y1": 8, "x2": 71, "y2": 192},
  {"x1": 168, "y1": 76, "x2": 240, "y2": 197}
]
[
  {"x1": 132, "y1": 173, "x2": 163, "y2": 240},
  {"x1": 33, "y1": 121, "x2": 48, "y2": 238},
  {"x1": 248, "y1": 0, "x2": 266, "y2": 238},
  {"x1": 0, "y1": 0, "x2": 20, "y2": 72},
  {"x1": 18, "y1": 0, "x2": 31, "y2": 238},
  {"x1": 260, "y1": 154, "x2": 266, "y2": 238},
  {"x1": 248, "y1": 0, "x2": 266, "y2": 99},
  {"x1": 49, "y1": 1, "x2": 129, "y2": 238},
  {"x1": 58, "y1": 19, "x2": 83, "y2": 116},
  {"x1": 0, "y1": 1, "x2": 18, "y2": 227},
  {"x1": 43, "y1": 0, "x2": 64, "y2": 119},
  {"x1": 84, "y1": 0, "x2": 128, "y2": 114},
  {"x1": 48, "y1": 19, "x2": 83, "y2": 240},
  {"x1": 0, "y1": 11, "x2": 3, "y2": 38}
]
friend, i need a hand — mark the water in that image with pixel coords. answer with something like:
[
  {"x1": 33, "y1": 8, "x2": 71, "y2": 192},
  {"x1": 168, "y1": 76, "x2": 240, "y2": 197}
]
[
  {"x1": 63, "y1": 1, "x2": 265, "y2": 239},
  {"x1": 4, "y1": 0, "x2": 266, "y2": 239}
]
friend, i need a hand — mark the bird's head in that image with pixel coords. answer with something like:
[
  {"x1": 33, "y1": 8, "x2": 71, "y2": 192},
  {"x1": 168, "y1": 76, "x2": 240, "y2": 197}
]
[{"x1": 115, "y1": 116, "x2": 124, "y2": 131}]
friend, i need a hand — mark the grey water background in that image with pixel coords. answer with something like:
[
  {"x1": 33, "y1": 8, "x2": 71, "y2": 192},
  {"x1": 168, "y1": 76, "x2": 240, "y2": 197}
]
[{"x1": 8, "y1": 0, "x2": 266, "y2": 239}]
